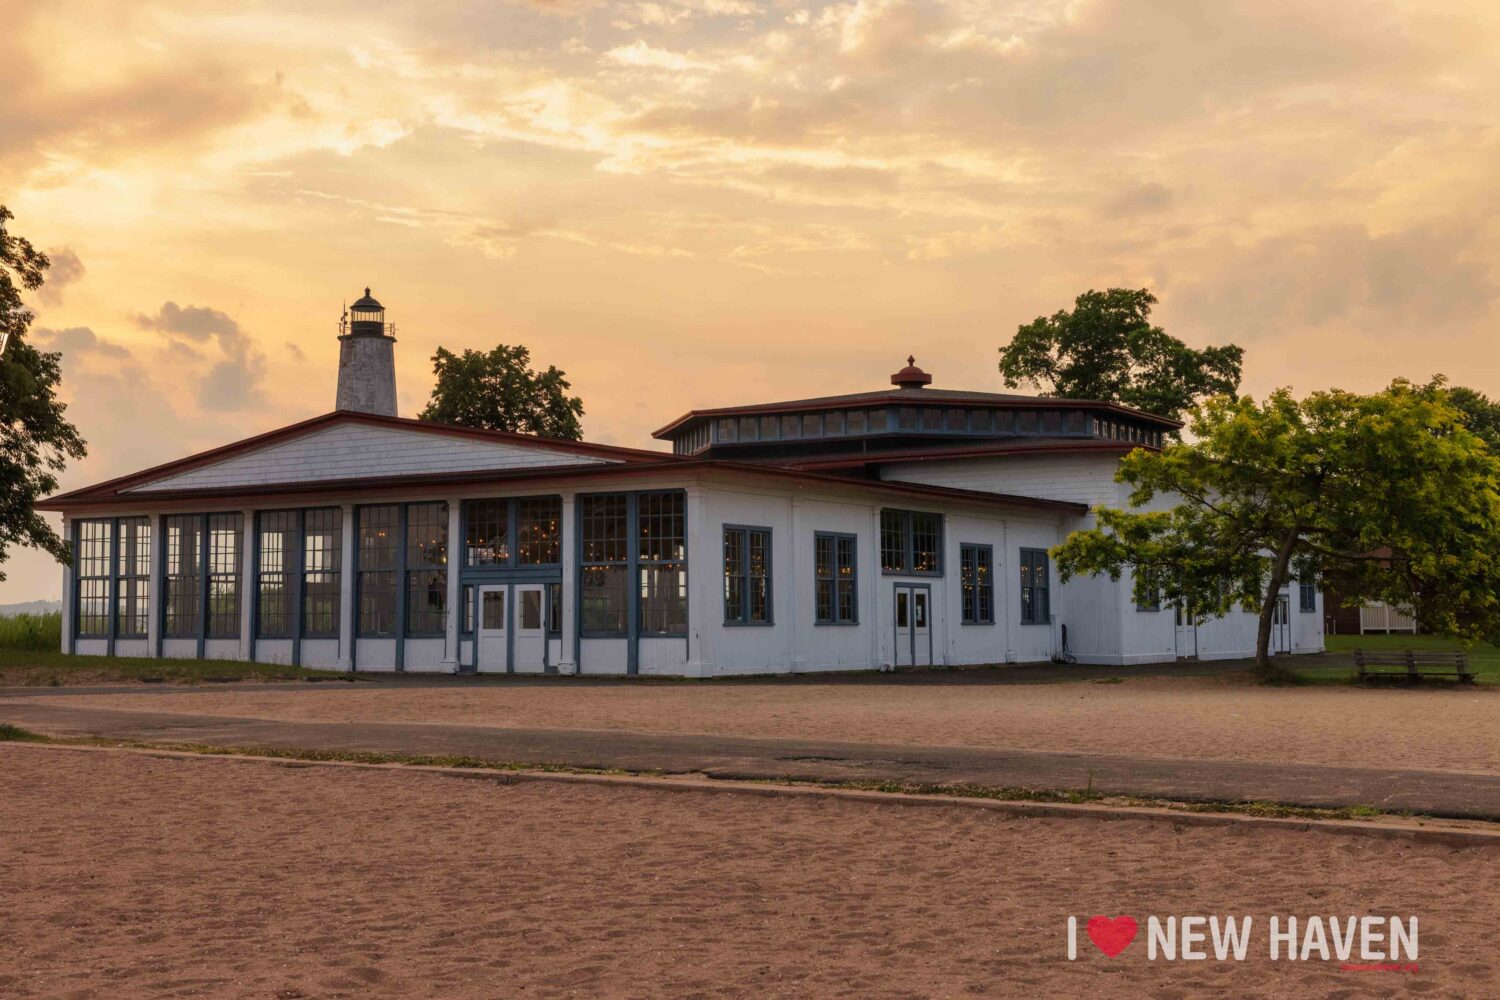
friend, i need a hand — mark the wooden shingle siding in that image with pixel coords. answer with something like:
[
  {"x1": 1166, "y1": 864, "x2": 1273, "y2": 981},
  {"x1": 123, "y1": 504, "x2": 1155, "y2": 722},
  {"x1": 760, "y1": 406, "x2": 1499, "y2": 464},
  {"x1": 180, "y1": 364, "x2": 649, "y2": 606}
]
[{"x1": 126, "y1": 424, "x2": 613, "y2": 493}]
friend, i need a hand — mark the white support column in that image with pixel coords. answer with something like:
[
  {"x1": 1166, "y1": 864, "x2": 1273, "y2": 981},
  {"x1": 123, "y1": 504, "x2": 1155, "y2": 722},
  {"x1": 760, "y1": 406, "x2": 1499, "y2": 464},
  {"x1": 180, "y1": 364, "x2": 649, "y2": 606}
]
[
  {"x1": 786, "y1": 496, "x2": 803, "y2": 674},
  {"x1": 944, "y1": 521, "x2": 962, "y2": 666},
  {"x1": 443, "y1": 499, "x2": 461, "y2": 670},
  {"x1": 999, "y1": 520, "x2": 1014, "y2": 663},
  {"x1": 146, "y1": 513, "x2": 162, "y2": 658},
  {"x1": 683, "y1": 487, "x2": 712, "y2": 678},
  {"x1": 239, "y1": 511, "x2": 255, "y2": 661},
  {"x1": 557, "y1": 492, "x2": 578, "y2": 674},
  {"x1": 338, "y1": 503, "x2": 355, "y2": 670},
  {"x1": 59, "y1": 515, "x2": 74, "y2": 654},
  {"x1": 869, "y1": 505, "x2": 885, "y2": 669}
]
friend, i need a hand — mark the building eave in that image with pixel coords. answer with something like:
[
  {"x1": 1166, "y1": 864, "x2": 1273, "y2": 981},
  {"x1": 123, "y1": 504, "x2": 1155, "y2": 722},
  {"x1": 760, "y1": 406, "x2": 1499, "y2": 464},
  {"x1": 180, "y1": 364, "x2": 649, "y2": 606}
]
[{"x1": 39, "y1": 456, "x2": 1088, "y2": 518}]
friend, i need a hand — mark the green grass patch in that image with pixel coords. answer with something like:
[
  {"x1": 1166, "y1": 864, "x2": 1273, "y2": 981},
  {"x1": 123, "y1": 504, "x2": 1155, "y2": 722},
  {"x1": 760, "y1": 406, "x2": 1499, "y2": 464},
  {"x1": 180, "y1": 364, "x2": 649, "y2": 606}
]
[
  {"x1": 1270, "y1": 633, "x2": 1500, "y2": 687},
  {"x1": 0, "y1": 723, "x2": 50, "y2": 743},
  {"x1": 0, "y1": 612, "x2": 62, "y2": 651},
  {"x1": 0, "y1": 647, "x2": 360, "y2": 687}
]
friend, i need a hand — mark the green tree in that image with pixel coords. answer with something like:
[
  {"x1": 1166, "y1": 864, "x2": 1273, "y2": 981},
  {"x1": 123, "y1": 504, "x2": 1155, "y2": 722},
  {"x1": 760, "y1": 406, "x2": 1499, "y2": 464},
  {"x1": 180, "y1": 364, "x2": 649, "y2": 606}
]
[
  {"x1": 998, "y1": 288, "x2": 1243, "y2": 423},
  {"x1": 1052, "y1": 379, "x2": 1500, "y2": 673},
  {"x1": 0, "y1": 205, "x2": 87, "y2": 582},
  {"x1": 419, "y1": 344, "x2": 585, "y2": 440},
  {"x1": 1445, "y1": 385, "x2": 1500, "y2": 452}
]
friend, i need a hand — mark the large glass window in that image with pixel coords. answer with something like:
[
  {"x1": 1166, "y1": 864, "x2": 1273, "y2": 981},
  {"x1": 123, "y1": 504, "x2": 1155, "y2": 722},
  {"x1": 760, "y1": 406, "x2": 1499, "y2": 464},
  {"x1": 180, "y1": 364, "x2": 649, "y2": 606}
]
[
  {"x1": 1299, "y1": 580, "x2": 1317, "y2": 613},
  {"x1": 405, "y1": 502, "x2": 448, "y2": 635},
  {"x1": 302, "y1": 508, "x2": 341, "y2": 637},
  {"x1": 639, "y1": 492, "x2": 686, "y2": 635},
  {"x1": 163, "y1": 515, "x2": 202, "y2": 638},
  {"x1": 465, "y1": 497, "x2": 562, "y2": 567},
  {"x1": 206, "y1": 513, "x2": 242, "y2": 639},
  {"x1": 814, "y1": 532, "x2": 857, "y2": 625},
  {"x1": 724, "y1": 526, "x2": 771, "y2": 625},
  {"x1": 581, "y1": 495, "x2": 628, "y2": 634},
  {"x1": 358, "y1": 505, "x2": 398, "y2": 636},
  {"x1": 879, "y1": 509, "x2": 942, "y2": 575},
  {"x1": 960, "y1": 544, "x2": 993, "y2": 625},
  {"x1": 517, "y1": 496, "x2": 561, "y2": 565},
  {"x1": 75, "y1": 520, "x2": 112, "y2": 638},
  {"x1": 1020, "y1": 548, "x2": 1050, "y2": 625},
  {"x1": 116, "y1": 517, "x2": 151, "y2": 638},
  {"x1": 1135, "y1": 568, "x2": 1161, "y2": 612},
  {"x1": 257, "y1": 511, "x2": 297, "y2": 639},
  {"x1": 464, "y1": 499, "x2": 508, "y2": 565}
]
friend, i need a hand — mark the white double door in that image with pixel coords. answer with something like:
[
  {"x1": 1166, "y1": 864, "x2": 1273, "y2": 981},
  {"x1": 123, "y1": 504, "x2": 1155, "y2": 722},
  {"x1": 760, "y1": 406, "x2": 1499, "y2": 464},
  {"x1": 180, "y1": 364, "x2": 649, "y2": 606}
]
[
  {"x1": 1270, "y1": 593, "x2": 1291, "y2": 655},
  {"x1": 476, "y1": 583, "x2": 547, "y2": 673},
  {"x1": 893, "y1": 584, "x2": 932, "y2": 667}
]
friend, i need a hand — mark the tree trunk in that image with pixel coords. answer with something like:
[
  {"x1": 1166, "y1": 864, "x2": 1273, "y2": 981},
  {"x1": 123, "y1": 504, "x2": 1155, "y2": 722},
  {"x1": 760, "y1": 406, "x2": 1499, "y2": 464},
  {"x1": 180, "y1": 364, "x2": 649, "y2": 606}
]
[{"x1": 1255, "y1": 529, "x2": 1301, "y2": 675}]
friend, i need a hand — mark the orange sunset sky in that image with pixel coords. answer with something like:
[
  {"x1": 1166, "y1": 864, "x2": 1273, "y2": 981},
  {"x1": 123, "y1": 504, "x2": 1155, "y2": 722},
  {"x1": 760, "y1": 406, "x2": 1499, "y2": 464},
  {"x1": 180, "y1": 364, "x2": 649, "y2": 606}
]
[{"x1": 4, "y1": 0, "x2": 1499, "y2": 602}]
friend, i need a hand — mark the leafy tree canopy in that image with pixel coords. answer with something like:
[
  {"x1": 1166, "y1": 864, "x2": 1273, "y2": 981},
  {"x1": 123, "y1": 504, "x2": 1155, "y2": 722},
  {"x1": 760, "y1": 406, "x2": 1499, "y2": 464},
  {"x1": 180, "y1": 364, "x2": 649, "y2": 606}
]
[
  {"x1": 1052, "y1": 378, "x2": 1500, "y2": 671},
  {"x1": 998, "y1": 288, "x2": 1243, "y2": 424},
  {"x1": 1, "y1": 205, "x2": 87, "y2": 582},
  {"x1": 1446, "y1": 385, "x2": 1500, "y2": 452},
  {"x1": 419, "y1": 343, "x2": 585, "y2": 441}
]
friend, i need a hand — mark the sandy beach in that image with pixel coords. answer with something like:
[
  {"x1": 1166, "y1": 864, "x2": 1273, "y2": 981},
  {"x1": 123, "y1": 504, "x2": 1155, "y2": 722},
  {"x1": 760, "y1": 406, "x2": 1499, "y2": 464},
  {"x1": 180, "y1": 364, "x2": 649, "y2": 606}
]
[
  {"x1": 19, "y1": 674, "x2": 1497, "y2": 773},
  {"x1": 2, "y1": 744, "x2": 1493, "y2": 998}
]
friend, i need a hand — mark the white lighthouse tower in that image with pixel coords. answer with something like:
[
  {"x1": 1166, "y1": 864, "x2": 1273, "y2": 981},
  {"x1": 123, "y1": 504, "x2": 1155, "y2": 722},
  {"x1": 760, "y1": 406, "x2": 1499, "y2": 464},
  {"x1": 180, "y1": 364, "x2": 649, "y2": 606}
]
[{"x1": 335, "y1": 287, "x2": 398, "y2": 416}]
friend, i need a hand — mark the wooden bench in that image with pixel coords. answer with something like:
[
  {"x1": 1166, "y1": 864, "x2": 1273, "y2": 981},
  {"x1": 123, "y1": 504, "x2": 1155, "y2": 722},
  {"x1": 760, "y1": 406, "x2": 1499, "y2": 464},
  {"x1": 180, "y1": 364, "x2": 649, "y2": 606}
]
[{"x1": 1354, "y1": 648, "x2": 1475, "y2": 684}]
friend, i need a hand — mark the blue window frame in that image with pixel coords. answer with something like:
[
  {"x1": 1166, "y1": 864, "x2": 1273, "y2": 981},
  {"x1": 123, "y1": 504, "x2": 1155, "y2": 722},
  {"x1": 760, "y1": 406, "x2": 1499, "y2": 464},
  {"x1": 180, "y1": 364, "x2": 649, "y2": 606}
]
[
  {"x1": 724, "y1": 525, "x2": 771, "y2": 624},
  {"x1": 814, "y1": 532, "x2": 857, "y2": 625},
  {"x1": 579, "y1": 491, "x2": 688, "y2": 641},
  {"x1": 960, "y1": 543, "x2": 993, "y2": 624},
  {"x1": 74, "y1": 519, "x2": 112, "y2": 638},
  {"x1": 879, "y1": 509, "x2": 942, "y2": 575},
  {"x1": 1135, "y1": 567, "x2": 1161, "y2": 612},
  {"x1": 1019, "y1": 548, "x2": 1050, "y2": 625},
  {"x1": 1299, "y1": 580, "x2": 1317, "y2": 613}
]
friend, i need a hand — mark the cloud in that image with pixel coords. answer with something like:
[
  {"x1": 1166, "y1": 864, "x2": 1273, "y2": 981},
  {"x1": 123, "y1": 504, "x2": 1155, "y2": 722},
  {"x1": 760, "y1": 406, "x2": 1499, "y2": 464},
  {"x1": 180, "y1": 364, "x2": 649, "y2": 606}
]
[
  {"x1": 32, "y1": 326, "x2": 130, "y2": 358},
  {"x1": 134, "y1": 301, "x2": 267, "y2": 411},
  {"x1": 1101, "y1": 183, "x2": 1174, "y2": 220},
  {"x1": 35, "y1": 248, "x2": 85, "y2": 306},
  {"x1": 134, "y1": 301, "x2": 242, "y2": 342}
]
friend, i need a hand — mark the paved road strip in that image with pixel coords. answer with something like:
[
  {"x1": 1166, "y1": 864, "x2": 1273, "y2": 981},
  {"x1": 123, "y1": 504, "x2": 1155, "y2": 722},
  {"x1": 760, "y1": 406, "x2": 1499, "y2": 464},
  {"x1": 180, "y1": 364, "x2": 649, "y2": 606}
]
[{"x1": 6, "y1": 699, "x2": 1500, "y2": 820}]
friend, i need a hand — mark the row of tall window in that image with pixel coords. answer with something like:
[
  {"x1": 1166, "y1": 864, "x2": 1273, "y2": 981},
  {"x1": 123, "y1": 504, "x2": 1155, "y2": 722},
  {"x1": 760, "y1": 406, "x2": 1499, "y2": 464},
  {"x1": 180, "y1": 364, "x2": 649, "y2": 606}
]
[
  {"x1": 708, "y1": 406, "x2": 1098, "y2": 446},
  {"x1": 720, "y1": 520, "x2": 1035, "y2": 628},
  {"x1": 78, "y1": 503, "x2": 1073, "y2": 641},
  {"x1": 1096, "y1": 419, "x2": 1164, "y2": 448}
]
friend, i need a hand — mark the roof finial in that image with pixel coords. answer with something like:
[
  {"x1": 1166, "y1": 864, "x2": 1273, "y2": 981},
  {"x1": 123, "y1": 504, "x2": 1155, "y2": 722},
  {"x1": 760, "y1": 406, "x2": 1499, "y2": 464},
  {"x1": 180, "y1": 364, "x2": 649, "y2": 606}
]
[
  {"x1": 365, "y1": 286, "x2": 371, "y2": 297},
  {"x1": 891, "y1": 355, "x2": 932, "y2": 389}
]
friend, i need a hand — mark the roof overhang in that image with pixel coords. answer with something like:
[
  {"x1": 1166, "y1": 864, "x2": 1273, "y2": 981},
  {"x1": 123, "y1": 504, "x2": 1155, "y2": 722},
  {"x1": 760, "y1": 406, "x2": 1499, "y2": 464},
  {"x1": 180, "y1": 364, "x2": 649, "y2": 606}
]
[{"x1": 40, "y1": 455, "x2": 1088, "y2": 519}]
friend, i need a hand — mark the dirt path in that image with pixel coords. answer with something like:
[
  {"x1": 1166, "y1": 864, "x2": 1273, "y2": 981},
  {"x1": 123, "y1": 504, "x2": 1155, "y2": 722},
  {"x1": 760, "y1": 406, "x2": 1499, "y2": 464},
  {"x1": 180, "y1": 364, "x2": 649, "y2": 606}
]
[
  {"x1": 3, "y1": 745, "x2": 1493, "y2": 998},
  {"x1": 13, "y1": 673, "x2": 1496, "y2": 773}
]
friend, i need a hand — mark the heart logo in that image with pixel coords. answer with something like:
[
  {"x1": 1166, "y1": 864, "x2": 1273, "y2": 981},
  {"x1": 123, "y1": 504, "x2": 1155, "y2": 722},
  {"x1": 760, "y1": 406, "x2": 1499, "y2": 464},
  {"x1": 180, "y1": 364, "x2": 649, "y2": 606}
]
[{"x1": 1086, "y1": 915, "x2": 1139, "y2": 958}]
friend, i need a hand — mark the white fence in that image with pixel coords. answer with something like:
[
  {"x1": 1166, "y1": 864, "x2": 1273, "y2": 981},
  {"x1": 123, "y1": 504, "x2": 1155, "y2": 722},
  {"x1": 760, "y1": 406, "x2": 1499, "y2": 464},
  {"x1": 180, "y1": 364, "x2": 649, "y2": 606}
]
[{"x1": 1359, "y1": 601, "x2": 1418, "y2": 634}]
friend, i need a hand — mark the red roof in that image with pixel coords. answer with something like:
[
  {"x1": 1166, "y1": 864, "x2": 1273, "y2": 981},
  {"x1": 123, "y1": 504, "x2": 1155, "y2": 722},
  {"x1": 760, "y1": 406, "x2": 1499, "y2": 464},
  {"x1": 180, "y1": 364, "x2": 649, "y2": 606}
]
[{"x1": 42, "y1": 410, "x2": 678, "y2": 507}]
